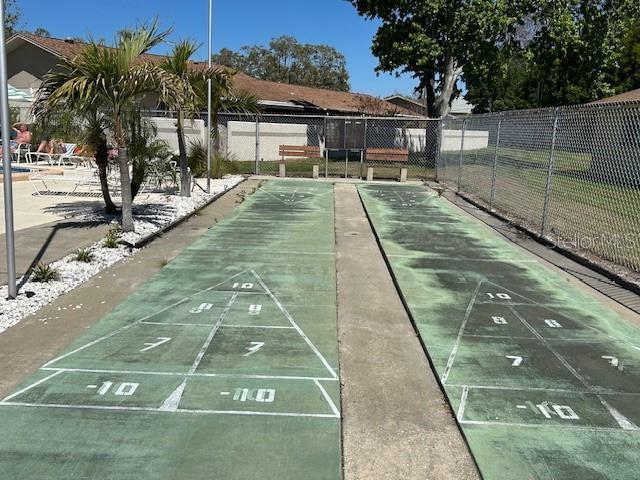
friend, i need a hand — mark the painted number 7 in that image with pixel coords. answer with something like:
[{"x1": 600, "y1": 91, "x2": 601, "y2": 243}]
[{"x1": 244, "y1": 341, "x2": 265, "y2": 357}]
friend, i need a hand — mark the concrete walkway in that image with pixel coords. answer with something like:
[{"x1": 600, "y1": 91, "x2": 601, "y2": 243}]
[
  {"x1": 334, "y1": 183, "x2": 479, "y2": 479},
  {"x1": 0, "y1": 218, "x2": 109, "y2": 280}
]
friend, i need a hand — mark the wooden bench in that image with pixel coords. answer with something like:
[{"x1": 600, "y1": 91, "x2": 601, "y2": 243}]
[
  {"x1": 279, "y1": 145, "x2": 321, "y2": 162},
  {"x1": 365, "y1": 148, "x2": 409, "y2": 163}
]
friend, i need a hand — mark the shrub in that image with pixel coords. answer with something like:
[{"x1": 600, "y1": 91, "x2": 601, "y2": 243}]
[
  {"x1": 74, "y1": 248, "x2": 94, "y2": 263},
  {"x1": 31, "y1": 262, "x2": 60, "y2": 283}
]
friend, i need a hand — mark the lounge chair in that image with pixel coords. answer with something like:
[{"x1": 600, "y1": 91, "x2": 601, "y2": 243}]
[
  {"x1": 28, "y1": 160, "x2": 119, "y2": 196},
  {"x1": 26, "y1": 143, "x2": 91, "y2": 167}
]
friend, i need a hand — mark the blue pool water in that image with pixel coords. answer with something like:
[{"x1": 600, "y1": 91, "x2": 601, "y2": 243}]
[{"x1": 0, "y1": 164, "x2": 31, "y2": 173}]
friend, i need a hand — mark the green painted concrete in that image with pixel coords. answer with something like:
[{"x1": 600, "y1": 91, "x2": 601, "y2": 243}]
[
  {"x1": 358, "y1": 183, "x2": 640, "y2": 480},
  {"x1": 0, "y1": 180, "x2": 341, "y2": 480}
]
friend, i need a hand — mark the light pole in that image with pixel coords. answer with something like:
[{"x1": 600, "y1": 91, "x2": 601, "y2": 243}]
[
  {"x1": 0, "y1": 0, "x2": 17, "y2": 299},
  {"x1": 206, "y1": 0, "x2": 212, "y2": 193}
]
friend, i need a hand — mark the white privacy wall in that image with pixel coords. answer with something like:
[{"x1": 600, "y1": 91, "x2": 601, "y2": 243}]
[
  {"x1": 148, "y1": 117, "x2": 207, "y2": 154},
  {"x1": 225, "y1": 121, "x2": 314, "y2": 161},
  {"x1": 441, "y1": 129, "x2": 489, "y2": 151}
]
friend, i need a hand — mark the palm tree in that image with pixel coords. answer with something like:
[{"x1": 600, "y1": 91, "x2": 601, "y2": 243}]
[
  {"x1": 161, "y1": 40, "x2": 262, "y2": 196},
  {"x1": 83, "y1": 108, "x2": 117, "y2": 214},
  {"x1": 33, "y1": 22, "x2": 184, "y2": 232},
  {"x1": 192, "y1": 72, "x2": 262, "y2": 155}
]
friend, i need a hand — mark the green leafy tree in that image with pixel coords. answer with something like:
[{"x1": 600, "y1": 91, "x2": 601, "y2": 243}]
[
  {"x1": 212, "y1": 36, "x2": 350, "y2": 91},
  {"x1": 34, "y1": 21, "x2": 185, "y2": 232},
  {"x1": 466, "y1": 1, "x2": 640, "y2": 111},
  {"x1": 5, "y1": 0, "x2": 19, "y2": 37},
  {"x1": 32, "y1": 27, "x2": 50, "y2": 37},
  {"x1": 349, "y1": 0, "x2": 521, "y2": 117},
  {"x1": 612, "y1": 18, "x2": 640, "y2": 94}
]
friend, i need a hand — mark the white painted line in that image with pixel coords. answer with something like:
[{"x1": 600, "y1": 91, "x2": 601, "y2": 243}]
[
  {"x1": 189, "y1": 293, "x2": 238, "y2": 375},
  {"x1": 0, "y1": 401, "x2": 339, "y2": 418},
  {"x1": 457, "y1": 386, "x2": 469, "y2": 421},
  {"x1": 443, "y1": 384, "x2": 640, "y2": 396},
  {"x1": 40, "y1": 299, "x2": 187, "y2": 368},
  {"x1": 313, "y1": 379, "x2": 340, "y2": 418},
  {"x1": 39, "y1": 367, "x2": 339, "y2": 381},
  {"x1": 251, "y1": 270, "x2": 338, "y2": 380},
  {"x1": 465, "y1": 334, "x2": 536, "y2": 340},
  {"x1": 41, "y1": 271, "x2": 256, "y2": 369},
  {"x1": 0, "y1": 370, "x2": 65, "y2": 403},
  {"x1": 159, "y1": 379, "x2": 187, "y2": 412},
  {"x1": 139, "y1": 321, "x2": 212, "y2": 327},
  {"x1": 441, "y1": 279, "x2": 482, "y2": 384},
  {"x1": 221, "y1": 325, "x2": 295, "y2": 329},
  {"x1": 458, "y1": 419, "x2": 626, "y2": 432},
  {"x1": 601, "y1": 399, "x2": 639, "y2": 431}
]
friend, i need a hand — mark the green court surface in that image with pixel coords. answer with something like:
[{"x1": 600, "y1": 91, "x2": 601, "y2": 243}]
[
  {"x1": 358, "y1": 184, "x2": 640, "y2": 480},
  {"x1": 0, "y1": 180, "x2": 341, "y2": 480}
]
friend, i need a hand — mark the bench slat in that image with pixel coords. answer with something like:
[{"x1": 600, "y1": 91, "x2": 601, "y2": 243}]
[
  {"x1": 279, "y1": 145, "x2": 321, "y2": 160},
  {"x1": 365, "y1": 148, "x2": 409, "y2": 162}
]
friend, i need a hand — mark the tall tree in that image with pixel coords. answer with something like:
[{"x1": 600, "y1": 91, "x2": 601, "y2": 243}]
[
  {"x1": 212, "y1": 36, "x2": 350, "y2": 91},
  {"x1": 4, "y1": 0, "x2": 19, "y2": 37},
  {"x1": 35, "y1": 21, "x2": 184, "y2": 232},
  {"x1": 349, "y1": 0, "x2": 521, "y2": 117},
  {"x1": 465, "y1": 1, "x2": 640, "y2": 111}
]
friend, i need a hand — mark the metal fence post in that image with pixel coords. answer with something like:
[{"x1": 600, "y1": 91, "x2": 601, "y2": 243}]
[
  {"x1": 457, "y1": 118, "x2": 467, "y2": 192},
  {"x1": 541, "y1": 108, "x2": 559, "y2": 236},
  {"x1": 254, "y1": 116, "x2": 260, "y2": 175},
  {"x1": 489, "y1": 115, "x2": 502, "y2": 210},
  {"x1": 324, "y1": 116, "x2": 328, "y2": 178},
  {"x1": 435, "y1": 118, "x2": 443, "y2": 181}
]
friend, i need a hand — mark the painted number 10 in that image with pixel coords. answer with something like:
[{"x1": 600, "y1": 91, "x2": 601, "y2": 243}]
[{"x1": 232, "y1": 283, "x2": 254, "y2": 289}]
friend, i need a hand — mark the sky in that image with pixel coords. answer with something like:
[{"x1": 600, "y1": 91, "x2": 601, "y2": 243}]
[{"x1": 16, "y1": 0, "x2": 419, "y2": 98}]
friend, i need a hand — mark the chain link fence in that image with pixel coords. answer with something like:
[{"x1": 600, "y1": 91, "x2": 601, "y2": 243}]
[
  {"x1": 437, "y1": 102, "x2": 640, "y2": 274},
  {"x1": 145, "y1": 111, "x2": 440, "y2": 180},
  {"x1": 216, "y1": 113, "x2": 439, "y2": 180}
]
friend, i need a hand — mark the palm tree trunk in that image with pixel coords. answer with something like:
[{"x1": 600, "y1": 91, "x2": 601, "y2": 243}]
[
  {"x1": 95, "y1": 141, "x2": 117, "y2": 214},
  {"x1": 118, "y1": 146, "x2": 135, "y2": 232},
  {"x1": 176, "y1": 109, "x2": 190, "y2": 197}
]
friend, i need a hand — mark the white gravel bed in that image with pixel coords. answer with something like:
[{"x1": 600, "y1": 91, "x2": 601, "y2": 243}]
[{"x1": 0, "y1": 175, "x2": 243, "y2": 333}]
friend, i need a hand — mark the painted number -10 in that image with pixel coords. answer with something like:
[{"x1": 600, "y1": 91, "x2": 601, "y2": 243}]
[
  {"x1": 536, "y1": 403, "x2": 579, "y2": 420},
  {"x1": 87, "y1": 381, "x2": 139, "y2": 396},
  {"x1": 486, "y1": 293, "x2": 512, "y2": 300}
]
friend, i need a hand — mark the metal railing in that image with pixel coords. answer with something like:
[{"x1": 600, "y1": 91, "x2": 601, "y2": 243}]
[{"x1": 436, "y1": 102, "x2": 640, "y2": 273}]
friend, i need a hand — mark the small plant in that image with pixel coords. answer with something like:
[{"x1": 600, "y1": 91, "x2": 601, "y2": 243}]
[
  {"x1": 103, "y1": 224, "x2": 122, "y2": 248},
  {"x1": 74, "y1": 248, "x2": 94, "y2": 263},
  {"x1": 31, "y1": 262, "x2": 60, "y2": 283},
  {"x1": 107, "y1": 224, "x2": 122, "y2": 237},
  {"x1": 103, "y1": 234, "x2": 119, "y2": 248}
]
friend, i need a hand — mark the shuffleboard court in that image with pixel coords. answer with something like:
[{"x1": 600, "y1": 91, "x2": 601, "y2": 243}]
[
  {"x1": 0, "y1": 180, "x2": 341, "y2": 480},
  {"x1": 358, "y1": 184, "x2": 640, "y2": 480}
]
